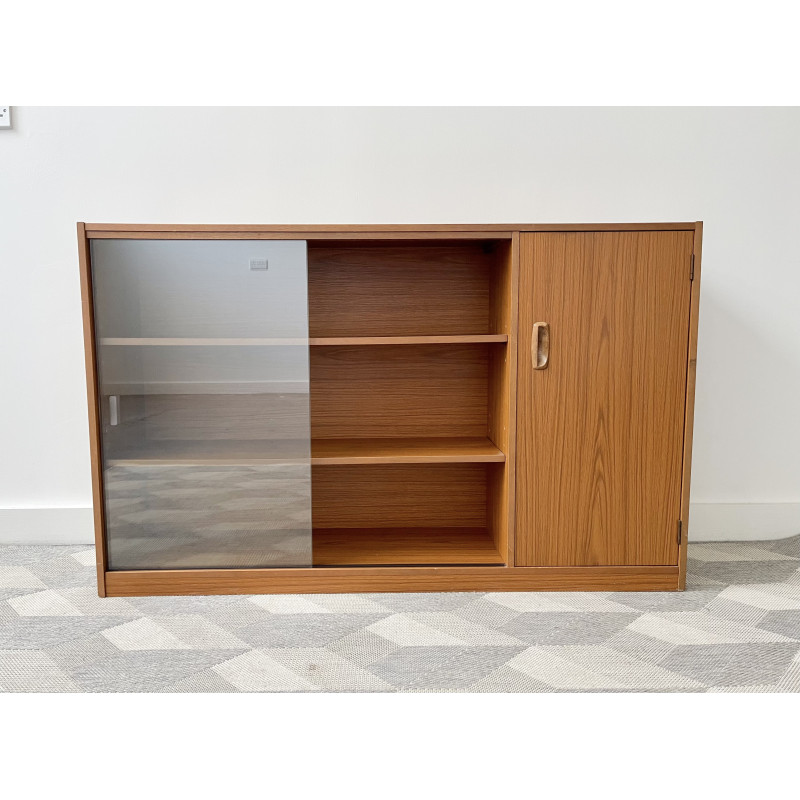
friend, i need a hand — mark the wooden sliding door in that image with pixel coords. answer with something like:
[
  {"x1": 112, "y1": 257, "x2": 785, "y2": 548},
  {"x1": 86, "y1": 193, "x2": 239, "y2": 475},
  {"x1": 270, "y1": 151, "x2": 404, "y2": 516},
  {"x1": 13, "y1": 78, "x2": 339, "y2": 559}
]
[{"x1": 516, "y1": 231, "x2": 694, "y2": 567}]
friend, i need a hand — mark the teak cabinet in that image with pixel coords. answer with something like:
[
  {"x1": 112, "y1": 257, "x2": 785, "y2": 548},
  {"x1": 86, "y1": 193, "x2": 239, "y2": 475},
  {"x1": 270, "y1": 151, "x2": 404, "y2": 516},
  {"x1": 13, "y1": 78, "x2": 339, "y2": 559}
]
[{"x1": 78, "y1": 223, "x2": 702, "y2": 597}]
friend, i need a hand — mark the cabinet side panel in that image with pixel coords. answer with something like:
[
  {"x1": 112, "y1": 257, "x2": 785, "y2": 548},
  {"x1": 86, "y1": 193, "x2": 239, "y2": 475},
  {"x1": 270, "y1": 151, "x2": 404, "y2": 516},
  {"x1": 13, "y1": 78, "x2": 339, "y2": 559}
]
[
  {"x1": 77, "y1": 223, "x2": 107, "y2": 595},
  {"x1": 516, "y1": 231, "x2": 694, "y2": 567},
  {"x1": 487, "y1": 236, "x2": 519, "y2": 564},
  {"x1": 678, "y1": 223, "x2": 703, "y2": 588}
]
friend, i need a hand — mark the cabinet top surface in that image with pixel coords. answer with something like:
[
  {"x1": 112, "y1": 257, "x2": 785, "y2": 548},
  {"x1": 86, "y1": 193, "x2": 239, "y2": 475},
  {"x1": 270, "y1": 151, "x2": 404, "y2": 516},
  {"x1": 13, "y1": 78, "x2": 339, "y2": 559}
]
[{"x1": 82, "y1": 222, "x2": 701, "y2": 235}]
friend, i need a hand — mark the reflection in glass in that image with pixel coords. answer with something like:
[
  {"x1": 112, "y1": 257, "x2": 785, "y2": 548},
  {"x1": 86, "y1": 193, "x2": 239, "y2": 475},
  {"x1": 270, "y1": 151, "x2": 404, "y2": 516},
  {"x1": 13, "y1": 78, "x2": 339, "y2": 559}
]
[{"x1": 90, "y1": 239, "x2": 312, "y2": 569}]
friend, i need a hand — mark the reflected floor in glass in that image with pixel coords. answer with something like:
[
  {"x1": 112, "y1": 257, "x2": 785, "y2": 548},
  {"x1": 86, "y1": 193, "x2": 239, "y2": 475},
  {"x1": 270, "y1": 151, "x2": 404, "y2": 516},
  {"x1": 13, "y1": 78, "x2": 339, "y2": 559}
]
[{"x1": 104, "y1": 464, "x2": 312, "y2": 570}]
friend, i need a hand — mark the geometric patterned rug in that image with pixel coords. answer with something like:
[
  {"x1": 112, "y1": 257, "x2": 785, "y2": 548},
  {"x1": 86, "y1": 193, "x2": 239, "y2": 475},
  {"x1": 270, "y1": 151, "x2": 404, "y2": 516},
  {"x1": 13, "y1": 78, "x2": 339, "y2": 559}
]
[{"x1": 1, "y1": 535, "x2": 799, "y2": 692}]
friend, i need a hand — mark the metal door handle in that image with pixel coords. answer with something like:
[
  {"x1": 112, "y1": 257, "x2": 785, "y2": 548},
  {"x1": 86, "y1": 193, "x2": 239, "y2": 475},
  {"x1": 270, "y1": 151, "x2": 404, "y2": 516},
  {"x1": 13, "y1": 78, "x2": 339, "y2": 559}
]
[{"x1": 532, "y1": 322, "x2": 550, "y2": 369}]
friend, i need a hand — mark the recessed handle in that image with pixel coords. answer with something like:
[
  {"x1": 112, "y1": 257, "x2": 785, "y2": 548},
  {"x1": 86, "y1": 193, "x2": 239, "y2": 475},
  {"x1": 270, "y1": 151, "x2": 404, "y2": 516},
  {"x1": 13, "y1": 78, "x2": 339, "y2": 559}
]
[{"x1": 532, "y1": 322, "x2": 550, "y2": 369}]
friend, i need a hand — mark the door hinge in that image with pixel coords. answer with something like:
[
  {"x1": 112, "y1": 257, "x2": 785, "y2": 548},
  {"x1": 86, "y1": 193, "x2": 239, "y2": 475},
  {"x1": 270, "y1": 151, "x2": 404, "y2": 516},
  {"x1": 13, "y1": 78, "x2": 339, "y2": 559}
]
[
  {"x1": 677, "y1": 520, "x2": 683, "y2": 545},
  {"x1": 690, "y1": 253, "x2": 695, "y2": 281}
]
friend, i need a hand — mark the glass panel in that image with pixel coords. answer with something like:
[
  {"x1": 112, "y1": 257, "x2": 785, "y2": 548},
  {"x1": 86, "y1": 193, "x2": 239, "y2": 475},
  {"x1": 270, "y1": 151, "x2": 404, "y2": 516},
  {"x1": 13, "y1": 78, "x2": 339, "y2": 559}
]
[{"x1": 90, "y1": 239, "x2": 311, "y2": 570}]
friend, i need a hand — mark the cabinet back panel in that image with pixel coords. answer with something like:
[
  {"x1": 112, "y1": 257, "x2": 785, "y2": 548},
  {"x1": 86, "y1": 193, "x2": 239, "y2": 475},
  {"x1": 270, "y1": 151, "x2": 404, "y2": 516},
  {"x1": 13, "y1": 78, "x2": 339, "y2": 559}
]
[
  {"x1": 308, "y1": 242, "x2": 496, "y2": 337},
  {"x1": 310, "y1": 344, "x2": 489, "y2": 439},
  {"x1": 311, "y1": 464, "x2": 487, "y2": 528}
]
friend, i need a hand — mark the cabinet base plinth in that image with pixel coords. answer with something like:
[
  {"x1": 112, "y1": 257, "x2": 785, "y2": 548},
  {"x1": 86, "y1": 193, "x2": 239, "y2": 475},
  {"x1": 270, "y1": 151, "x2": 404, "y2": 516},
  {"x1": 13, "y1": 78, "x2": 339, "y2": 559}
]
[{"x1": 103, "y1": 566, "x2": 679, "y2": 596}]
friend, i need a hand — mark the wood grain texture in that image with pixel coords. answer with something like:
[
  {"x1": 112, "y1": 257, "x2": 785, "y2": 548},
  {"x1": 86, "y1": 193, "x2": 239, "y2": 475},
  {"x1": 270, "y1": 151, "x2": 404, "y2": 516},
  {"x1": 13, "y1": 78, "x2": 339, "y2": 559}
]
[
  {"x1": 310, "y1": 344, "x2": 490, "y2": 439},
  {"x1": 104, "y1": 565, "x2": 680, "y2": 596},
  {"x1": 105, "y1": 436, "x2": 503, "y2": 465},
  {"x1": 678, "y1": 222, "x2": 703, "y2": 589},
  {"x1": 308, "y1": 243, "x2": 497, "y2": 337},
  {"x1": 77, "y1": 224, "x2": 107, "y2": 596},
  {"x1": 516, "y1": 231, "x2": 694, "y2": 567},
  {"x1": 312, "y1": 335, "x2": 507, "y2": 345},
  {"x1": 83, "y1": 223, "x2": 697, "y2": 233},
  {"x1": 311, "y1": 464, "x2": 487, "y2": 529},
  {"x1": 312, "y1": 528, "x2": 503, "y2": 566},
  {"x1": 506, "y1": 234, "x2": 520, "y2": 565},
  {"x1": 86, "y1": 231, "x2": 513, "y2": 240},
  {"x1": 311, "y1": 437, "x2": 504, "y2": 464},
  {"x1": 487, "y1": 236, "x2": 519, "y2": 564}
]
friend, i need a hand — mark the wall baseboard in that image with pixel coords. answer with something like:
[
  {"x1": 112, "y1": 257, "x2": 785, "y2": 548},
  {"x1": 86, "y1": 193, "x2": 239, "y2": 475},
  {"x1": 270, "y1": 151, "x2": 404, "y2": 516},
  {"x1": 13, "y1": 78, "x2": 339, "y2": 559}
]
[
  {"x1": 689, "y1": 502, "x2": 800, "y2": 542},
  {"x1": 0, "y1": 508, "x2": 95, "y2": 545},
  {"x1": 1, "y1": 503, "x2": 799, "y2": 546}
]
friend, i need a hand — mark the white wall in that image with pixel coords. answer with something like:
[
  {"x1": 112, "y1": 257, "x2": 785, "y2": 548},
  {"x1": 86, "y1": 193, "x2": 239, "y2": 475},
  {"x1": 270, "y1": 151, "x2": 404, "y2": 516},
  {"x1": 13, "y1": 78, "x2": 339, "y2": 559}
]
[{"x1": 1, "y1": 106, "x2": 799, "y2": 543}]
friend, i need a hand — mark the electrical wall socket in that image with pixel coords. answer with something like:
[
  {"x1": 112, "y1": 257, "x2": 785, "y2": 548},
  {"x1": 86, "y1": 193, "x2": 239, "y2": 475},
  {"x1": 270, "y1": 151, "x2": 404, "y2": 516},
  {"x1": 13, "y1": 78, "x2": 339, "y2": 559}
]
[{"x1": 0, "y1": 106, "x2": 11, "y2": 128}]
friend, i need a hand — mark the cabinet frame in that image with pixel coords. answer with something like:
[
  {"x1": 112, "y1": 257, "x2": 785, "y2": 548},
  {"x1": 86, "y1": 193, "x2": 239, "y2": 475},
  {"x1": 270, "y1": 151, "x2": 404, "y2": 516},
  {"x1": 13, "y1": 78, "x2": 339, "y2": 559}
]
[{"x1": 78, "y1": 222, "x2": 701, "y2": 596}]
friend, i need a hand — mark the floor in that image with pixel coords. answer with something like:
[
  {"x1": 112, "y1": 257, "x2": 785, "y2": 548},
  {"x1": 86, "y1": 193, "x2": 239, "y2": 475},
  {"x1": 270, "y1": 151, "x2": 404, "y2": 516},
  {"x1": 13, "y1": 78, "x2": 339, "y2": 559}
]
[{"x1": 1, "y1": 536, "x2": 799, "y2": 692}]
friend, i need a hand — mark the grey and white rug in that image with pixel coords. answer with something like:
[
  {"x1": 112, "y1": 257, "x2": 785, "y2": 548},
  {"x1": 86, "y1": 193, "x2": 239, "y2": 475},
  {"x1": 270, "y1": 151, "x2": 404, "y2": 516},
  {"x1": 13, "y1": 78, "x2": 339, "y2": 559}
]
[{"x1": 1, "y1": 536, "x2": 799, "y2": 692}]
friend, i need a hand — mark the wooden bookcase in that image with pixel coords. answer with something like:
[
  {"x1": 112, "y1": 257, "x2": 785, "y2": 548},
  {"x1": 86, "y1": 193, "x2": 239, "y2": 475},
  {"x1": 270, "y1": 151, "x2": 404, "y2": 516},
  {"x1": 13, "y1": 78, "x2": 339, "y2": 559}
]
[{"x1": 78, "y1": 223, "x2": 701, "y2": 596}]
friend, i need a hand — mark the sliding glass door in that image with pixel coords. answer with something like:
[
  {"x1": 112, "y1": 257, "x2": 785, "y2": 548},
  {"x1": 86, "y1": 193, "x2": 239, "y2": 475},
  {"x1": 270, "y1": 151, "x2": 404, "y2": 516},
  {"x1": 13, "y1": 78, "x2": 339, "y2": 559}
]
[{"x1": 90, "y1": 239, "x2": 312, "y2": 569}]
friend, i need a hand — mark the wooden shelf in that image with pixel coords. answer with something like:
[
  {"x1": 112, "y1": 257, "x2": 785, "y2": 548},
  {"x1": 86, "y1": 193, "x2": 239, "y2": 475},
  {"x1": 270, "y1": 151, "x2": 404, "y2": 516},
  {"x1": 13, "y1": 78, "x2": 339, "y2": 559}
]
[
  {"x1": 310, "y1": 335, "x2": 507, "y2": 345},
  {"x1": 105, "y1": 437, "x2": 505, "y2": 466},
  {"x1": 101, "y1": 335, "x2": 507, "y2": 347},
  {"x1": 312, "y1": 528, "x2": 505, "y2": 566},
  {"x1": 311, "y1": 437, "x2": 504, "y2": 464}
]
